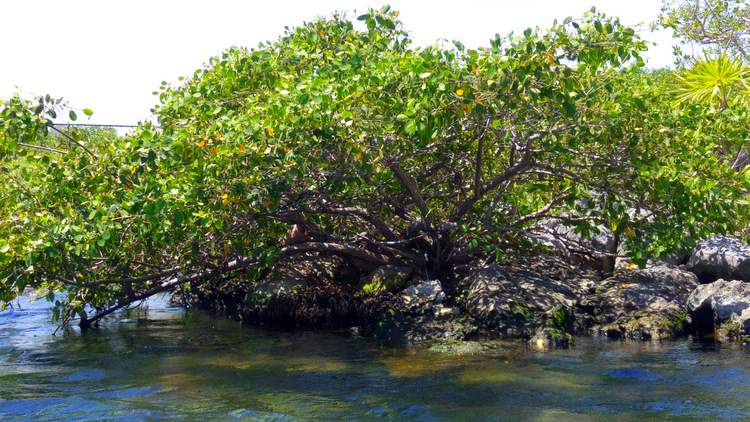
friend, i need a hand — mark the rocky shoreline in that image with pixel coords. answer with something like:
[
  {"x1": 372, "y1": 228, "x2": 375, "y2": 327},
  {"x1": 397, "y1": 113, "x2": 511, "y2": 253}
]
[{"x1": 176, "y1": 235, "x2": 750, "y2": 348}]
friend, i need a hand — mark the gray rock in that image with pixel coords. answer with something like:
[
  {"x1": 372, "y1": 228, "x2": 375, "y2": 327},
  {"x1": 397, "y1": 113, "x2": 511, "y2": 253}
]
[
  {"x1": 371, "y1": 308, "x2": 478, "y2": 344},
  {"x1": 582, "y1": 265, "x2": 698, "y2": 340},
  {"x1": 614, "y1": 256, "x2": 638, "y2": 271},
  {"x1": 251, "y1": 255, "x2": 343, "y2": 300},
  {"x1": 687, "y1": 279, "x2": 750, "y2": 320},
  {"x1": 463, "y1": 264, "x2": 578, "y2": 337},
  {"x1": 370, "y1": 280, "x2": 476, "y2": 344},
  {"x1": 402, "y1": 279, "x2": 445, "y2": 304},
  {"x1": 686, "y1": 279, "x2": 750, "y2": 339},
  {"x1": 687, "y1": 236, "x2": 750, "y2": 282},
  {"x1": 660, "y1": 249, "x2": 691, "y2": 266},
  {"x1": 398, "y1": 316, "x2": 478, "y2": 343},
  {"x1": 433, "y1": 305, "x2": 458, "y2": 318},
  {"x1": 506, "y1": 254, "x2": 602, "y2": 296}
]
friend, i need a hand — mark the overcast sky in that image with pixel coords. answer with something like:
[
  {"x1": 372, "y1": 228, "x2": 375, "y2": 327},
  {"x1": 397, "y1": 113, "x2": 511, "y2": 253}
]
[{"x1": 1, "y1": 0, "x2": 675, "y2": 126}]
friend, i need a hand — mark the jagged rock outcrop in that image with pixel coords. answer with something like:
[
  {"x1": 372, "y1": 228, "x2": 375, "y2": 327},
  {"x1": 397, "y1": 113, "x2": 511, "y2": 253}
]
[
  {"x1": 687, "y1": 236, "x2": 750, "y2": 283},
  {"x1": 463, "y1": 262, "x2": 579, "y2": 338},
  {"x1": 367, "y1": 279, "x2": 477, "y2": 344},
  {"x1": 401, "y1": 279, "x2": 445, "y2": 304},
  {"x1": 581, "y1": 265, "x2": 698, "y2": 340},
  {"x1": 687, "y1": 279, "x2": 750, "y2": 341}
]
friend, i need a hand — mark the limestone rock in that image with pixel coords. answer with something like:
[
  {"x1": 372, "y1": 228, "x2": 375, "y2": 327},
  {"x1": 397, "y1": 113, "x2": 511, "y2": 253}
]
[
  {"x1": 687, "y1": 236, "x2": 750, "y2": 282},
  {"x1": 582, "y1": 265, "x2": 698, "y2": 340},
  {"x1": 686, "y1": 279, "x2": 750, "y2": 340},
  {"x1": 367, "y1": 280, "x2": 476, "y2": 344},
  {"x1": 463, "y1": 264, "x2": 579, "y2": 337},
  {"x1": 402, "y1": 279, "x2": 445, "y2": 305}
]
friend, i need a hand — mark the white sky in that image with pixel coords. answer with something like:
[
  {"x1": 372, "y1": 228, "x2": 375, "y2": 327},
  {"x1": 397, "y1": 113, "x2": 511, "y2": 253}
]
[{"x1": 1, "y1": 0, "x2": 675, "y2": 126}]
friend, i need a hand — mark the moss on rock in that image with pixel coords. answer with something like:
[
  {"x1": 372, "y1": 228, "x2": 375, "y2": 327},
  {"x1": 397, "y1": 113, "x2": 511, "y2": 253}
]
[{"x1": 530, "y1": 327, "x2": 574, "y2": 349}]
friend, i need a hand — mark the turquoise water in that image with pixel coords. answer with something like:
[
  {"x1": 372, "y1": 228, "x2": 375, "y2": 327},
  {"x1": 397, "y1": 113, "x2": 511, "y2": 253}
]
[{"x1": 2, "y1": 295, "x2": 750, "y2": 421}]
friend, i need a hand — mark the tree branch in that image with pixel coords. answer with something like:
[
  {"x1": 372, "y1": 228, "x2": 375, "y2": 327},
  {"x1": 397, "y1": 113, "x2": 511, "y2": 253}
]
[
  {"x1": 281, "y1": 241, "x2": 388, "y2": 266},
  {"x1": 306, "y1": 205, "x2": 398, "y2": 240},
  {"x1": 473, "y1": 116, "x2": 492, "y2": 199},
  {"x1": 48, "y1": 125, "x2": 97, "y2": 158},
  {"x1": 388, "y1": 162, "x2": 430, "y2": 220},
  {"x1": 453, "y1": 149, "x2": 533, "y2": 220},
  {"x1": 502, "y1": 192, "x2": 572, "y2": 230},
  {"x1": 79, "y1": 257, "x2": 258, "y2": 327},
  {"x1": 54, "y1": 268, "x2": 180, "y2": 288},
  {"x1": 18, "y1": 142, "x2": 67, "y2": 154}
]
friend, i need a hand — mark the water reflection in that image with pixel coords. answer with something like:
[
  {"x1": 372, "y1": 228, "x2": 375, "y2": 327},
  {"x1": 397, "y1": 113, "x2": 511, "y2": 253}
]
[{"x1": 1, "y1": 294, "x2": 750, "y2": 420}]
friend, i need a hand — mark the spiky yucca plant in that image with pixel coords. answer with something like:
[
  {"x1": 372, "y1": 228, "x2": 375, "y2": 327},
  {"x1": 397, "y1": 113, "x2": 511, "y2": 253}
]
[{"x1": 676, "y1": 55, "x2": 750, "y2": 108}]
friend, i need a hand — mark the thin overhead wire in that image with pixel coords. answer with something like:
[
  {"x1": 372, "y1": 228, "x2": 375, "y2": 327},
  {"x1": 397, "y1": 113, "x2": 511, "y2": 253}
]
[{"x1": 52, "y1": 123, "x2": 141, "y2": 128}]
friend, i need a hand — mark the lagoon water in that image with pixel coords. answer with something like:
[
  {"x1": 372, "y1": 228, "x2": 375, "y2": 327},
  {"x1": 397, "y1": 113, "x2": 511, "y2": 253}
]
[{"x1": 2, "y1": 295, "x2": 750, "y2": 421}]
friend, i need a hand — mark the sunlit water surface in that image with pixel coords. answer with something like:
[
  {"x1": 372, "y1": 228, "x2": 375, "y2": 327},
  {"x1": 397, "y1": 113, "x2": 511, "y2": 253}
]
[{"x1": 2, "y1": 295, "x2": 750, "y2": 421}]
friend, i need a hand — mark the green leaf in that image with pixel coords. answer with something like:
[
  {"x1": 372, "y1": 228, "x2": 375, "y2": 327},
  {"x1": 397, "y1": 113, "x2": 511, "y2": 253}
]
[
  {"x1": 562, "y1": 99, "x2": 577, "y2": 116},
  {"x1": 404, "y1": 120, "x2": 417, "y2": 134}
]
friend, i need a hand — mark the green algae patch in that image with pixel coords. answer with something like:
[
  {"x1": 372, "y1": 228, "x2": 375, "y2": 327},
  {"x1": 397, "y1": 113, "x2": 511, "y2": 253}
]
[
  {"x1": 456, "y1": 362, "x2": 591, "y2": 392},
  {"x1": 427, "y1": 340, "x2": 498, "y2": 355},
  {"x1": 209, "y1": 354, "x2": 262, "y2": 370},
  {"x1": 157, "y1": 371, "x2": 206, "y2": 394},
  {"x1": 716, "y1": 320, "x2": 744, "y2": 342},
  {"x1": 456, "y1": 366, "x2": 518, "y2": 384},
  {"x1": 530, "y1": 327, "x2": 574, "y2": 350},
  {"x1": 379, "y1": 350, "x2": 464, "y2": 378},
  {"x1": 284, "y1": 357, "x2": 351, "y2": 374},
  {"x1": 253, "y1": 391, "x2": 357, "y2": 419},
  {"x1": 358, "y1": 266, "x2": 411, "y2": 294}
]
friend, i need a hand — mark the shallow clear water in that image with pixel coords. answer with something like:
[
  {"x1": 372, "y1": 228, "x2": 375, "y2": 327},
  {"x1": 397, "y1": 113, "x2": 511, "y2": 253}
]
[{"x1": 2, "y1": 295, "x2": 750, "y2": 421}]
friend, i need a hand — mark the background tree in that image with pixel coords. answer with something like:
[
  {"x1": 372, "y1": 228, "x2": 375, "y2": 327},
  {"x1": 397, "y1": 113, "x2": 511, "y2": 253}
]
[{"x1": 661, "y1": 0, "x2": 750, "y2": 63}]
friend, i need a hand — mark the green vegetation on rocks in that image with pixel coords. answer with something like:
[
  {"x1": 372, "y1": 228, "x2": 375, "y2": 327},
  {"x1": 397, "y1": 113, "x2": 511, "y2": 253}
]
[{"x1": 1, "y1": 6, "x2": 750, "y2": 333}]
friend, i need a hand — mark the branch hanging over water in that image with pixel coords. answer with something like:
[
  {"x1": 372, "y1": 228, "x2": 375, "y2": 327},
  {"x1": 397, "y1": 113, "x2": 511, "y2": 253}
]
[{"x1": 78, "y1": 257, "x2": 259, "y2": 328}]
